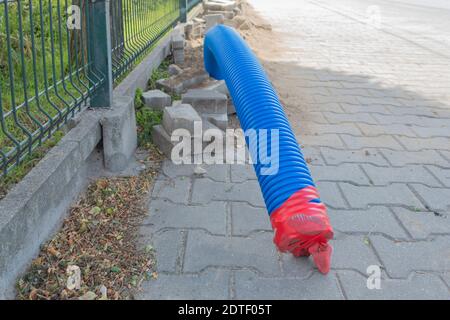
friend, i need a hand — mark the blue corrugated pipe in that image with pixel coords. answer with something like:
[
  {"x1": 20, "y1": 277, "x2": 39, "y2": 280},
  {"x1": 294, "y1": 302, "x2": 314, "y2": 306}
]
[{"x1": 204, "y1": 25, "x2": 334, "y2": 274}]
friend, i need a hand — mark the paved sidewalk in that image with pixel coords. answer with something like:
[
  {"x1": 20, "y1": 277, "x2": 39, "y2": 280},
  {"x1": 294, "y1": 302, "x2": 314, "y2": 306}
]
[{"x1": 138, "y1": 0, "x2": 450, "y2": 299}]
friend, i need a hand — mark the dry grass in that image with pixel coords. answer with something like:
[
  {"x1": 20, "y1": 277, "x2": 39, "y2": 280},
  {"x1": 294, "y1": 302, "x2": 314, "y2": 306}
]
[{"x1": 17, "y1": 146, "x2": 163, "y2": 300}]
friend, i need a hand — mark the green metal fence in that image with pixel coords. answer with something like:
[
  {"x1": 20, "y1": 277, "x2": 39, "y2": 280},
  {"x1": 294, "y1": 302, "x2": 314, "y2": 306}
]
[
  {"x1": 111, "y1": 0, "x2": 180, "y2": 82},
  {"x1": 0, "y1": 0, "x2": 202, "y2": 177}
]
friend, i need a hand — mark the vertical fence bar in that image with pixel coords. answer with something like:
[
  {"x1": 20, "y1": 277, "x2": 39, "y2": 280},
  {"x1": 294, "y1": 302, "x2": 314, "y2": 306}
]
[
  {"x1": 180, "y1": 0, "x2": 187, "y2": 23},
  {"x1": 88, "y1": 0, "x2": 113, "y2": 108}
]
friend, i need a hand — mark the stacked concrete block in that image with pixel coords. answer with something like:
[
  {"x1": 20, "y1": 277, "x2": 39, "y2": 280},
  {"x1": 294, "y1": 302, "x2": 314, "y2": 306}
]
[
  {"x1": 162, "y1": 104, "x2": 202, "y2": 136},
  {"x1": 203, "y1": 113, "x2": 228, "y2": 131},
  {"x1": 156, "y1": 78, "x2": 184, "y2": 95},
  {"x1": 186, "y1": 19, "x2": 206, "y2": 40},
  {"x1": 182, "y1": 89, "x2": 228, "y2": 115},
  {"x1": 205, "y1": 14, "x2": 225, "y2": 32},
  {"x1": 156, "y1": 73, "x2": 209, "y2": 95},
  {"x1": 203, "y1": 1, "x2": 237, "y2": 20},
  {"x1": 153, "y1": 104, "x2": 203, "y2": 158},
  {"x1": 152, "y1": 90, "x2": 231, "y2": 158},
  {"x1": 182, "y1": 89, "x2": 229, "y2": 132},
  {"x1": 203, "y1": 80, "x2": 236, "y2": 115},
  {"x1": 142, "y1": 90, "x2": 172, "y2": 111},
  {"x1": 168, "y1": 64, "x2": 183, "y2": 76},
  {"x1": 171, "y1": 33, "x2": 185, "y2": 65},
  {"x1": 203, "y1": 0, "x2": 237, "y2": 12}
]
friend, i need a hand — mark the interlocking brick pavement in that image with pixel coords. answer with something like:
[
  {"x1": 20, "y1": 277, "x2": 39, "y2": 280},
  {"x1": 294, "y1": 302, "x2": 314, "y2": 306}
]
[{"x1": 137, "y1": 0, "x2": 450, "y2": 299}]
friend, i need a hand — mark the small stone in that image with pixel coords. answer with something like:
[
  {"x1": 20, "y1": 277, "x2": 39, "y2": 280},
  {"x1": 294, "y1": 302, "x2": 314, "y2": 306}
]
[
  {"x1": 66, "y1": 265, "x2": 81, "y2": 291},
  {"x1": 142, "y1": 90, "x2": 172, "y2": 110},
  {"x1": 99, "y1": 285, "x2": 108, "y2": 300},
  {"x1": 168, "y1": 64, "x2": 183, "y2": 76}
]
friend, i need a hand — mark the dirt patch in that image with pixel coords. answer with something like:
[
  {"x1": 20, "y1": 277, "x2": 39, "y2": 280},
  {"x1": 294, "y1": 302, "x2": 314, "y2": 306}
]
[{"x1": 17, "y1": 146, "x2": 163, "y2": 300}]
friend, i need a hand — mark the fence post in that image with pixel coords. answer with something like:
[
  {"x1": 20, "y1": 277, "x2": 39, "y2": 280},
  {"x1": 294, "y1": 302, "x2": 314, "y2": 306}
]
[
  {"x1": 180, "y1": 0, "x2": 188, "y2": 23},
  {"x1": 88, "y1": 0, "x2": 113, "y2": 108}
]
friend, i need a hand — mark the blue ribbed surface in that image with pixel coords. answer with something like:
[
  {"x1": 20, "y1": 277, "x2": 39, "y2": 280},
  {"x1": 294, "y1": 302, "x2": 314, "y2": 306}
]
[{"x1": 204, "y1": 25, "x2": 322, "y2": 214}]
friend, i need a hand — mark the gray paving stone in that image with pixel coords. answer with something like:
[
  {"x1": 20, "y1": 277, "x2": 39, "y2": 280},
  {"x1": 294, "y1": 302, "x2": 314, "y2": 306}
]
[
  {"x1": 230, "y1": 164, "x2": 257, "y2": 182},
  {"x1": 152, "y1": 177, "x2": 191, "y2": 204},
  {"x1": 152, "y1": 124, "x2": 176, "y2": 158},
  {"x1": 380, "y1": 149, "x2": 450, "y2": 167},
  {"x1": 425, "y1": 166, "x2": 450, "y2": 187},
  {"x1": 162, "y1": 160, "x2": 229, "y2": 182},
  {"x1": 301, "y1": 123, "x2": 362, "y2": 136},
  {"x1": 280, "y1": 253, "x2": 316, "y2": 277},
  {"x1": 233, "y1": 270, "x2": 344, "y2": 300},
  {"x1": 204, "y1": 1, "x2": 236, "y2": 12},
  {"x1": 298, "y1": 134, "x2": 345, "y2": 148},
  {"x1": 182, "y1": 89, "x2": 228, "y2": 115},
  {"x1": 142, "y1": 90, "x2": 172, "y2": 110},
  {"x1": 144, "y1": 229, "x2": 183, "y2": 273},
  {"x1": 361, "y1": 164, "x2": 441, "y2": 187},
  {"x1": 191, "y1": 179, "x2": 265, "y2": 207},
  {"x1": 145, "y1": 199, "x2": 227, "y2": 235},
  {"x1": 339, "y1": 183, "x2": 424, "y2": 209},
  {"x1": 323, "y1": 112, "x2": 378, "y2": 125},
  {"x1": 328, "y1": 207, "x2": 407, "y2": 239},
  {"x1": 168, "y1": 64, "x2": 183, "y2": 76},
  {"x1": 316, "y1": 181, "x2": 348, "y2": 208},
  {"x1": 409, "y1": 185, "x2": 450, "y2": 212},
  {"x1": 310, "y1": 164, "x2": 370, "y2": 185},
  {"x1": 231, "y1": 202, "x2": 271, "y2": 236},
  {"x1": 340, "y1": 134, "x2": 403, "y2": 150},
  {"x1": 137, "y1": 269, "x2": 230, "y2": 299},
  {"x1": 340, "y1": 103, "x2": 390, "y2": 115},
  {"x1": 373, "y1": 114, "x2": 446, "y2": 128},
  {"x1": 183, "y1": 230, "x2": 280, "y2": 275},
  {"x1": 439, "y1": 150, "x2": 450, "y2": 164},
  {"x1": 314, "y1": 94, "x2": 359, "y2": 104},
  {"x1": 396, "y1": 136, "x2": 450, "y2": 151},
  {"x1": 442, "y1": 273, "x2": 450, "y2": 287},
  {"x1": 171, "y1": 33, "x2": 185, "y2": 50},
  {"x1": 338, "y1": 271, "x2": 450, "y2": 300},
  {"x1": 203, "y1": 113, "x2": 228, "y2": 131},
  {"x1": 385, "y1": 106, "x2": 436, "y2": 117},
  {"x1": 296, "y1": 112, "x2": 329, "y2": 125},
  {"x1": 321, "y1": 147, "x2": 389, "y2": 166},
  {"x1": 330, "y1": 235, "x2": 381, "y2": 274},
  {"x1": 393, "y1": 207, "x2": 450, "y2": 239},
  {"x1": 357, "y1": 96, "x2": 405, "y2": 106},
  {"x1": 162, "y1": 104, "x2": 202, "y2": 135},
  {"x1": 204, "y1": 13, "x2": 225, "y2": 31},
  {"x1": 302, "y1": 147, "x2": 325, "y2": 165},
  {"x1": 357, "y1": 123, "x2": 416, "y2": 137},
  {"x1": 412, "y1": 126, "x2": 450, "y2": 138},
  {"x1": 370, "y1": 235, "x2": 450, "y2": 278}
]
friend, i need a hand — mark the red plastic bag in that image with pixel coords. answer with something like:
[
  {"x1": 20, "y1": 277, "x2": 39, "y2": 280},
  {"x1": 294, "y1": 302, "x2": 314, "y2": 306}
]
[{"x1": 270, "y1": 186, "x2": 334, "y2": 274}]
